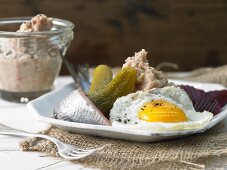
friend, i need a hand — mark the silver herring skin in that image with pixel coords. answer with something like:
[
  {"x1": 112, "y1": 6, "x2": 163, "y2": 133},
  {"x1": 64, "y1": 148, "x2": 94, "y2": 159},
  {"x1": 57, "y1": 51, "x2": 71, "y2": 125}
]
[
  {"x1": 0, "y1": 14, "x2": 62, "y2": 92},
  {"x1": 54, "y1": 89, "x2": 111, "y2": 126}
]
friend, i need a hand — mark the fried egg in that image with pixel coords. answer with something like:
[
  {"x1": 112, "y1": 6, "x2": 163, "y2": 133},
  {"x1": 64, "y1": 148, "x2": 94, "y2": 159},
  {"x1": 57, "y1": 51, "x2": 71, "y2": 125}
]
[{"x1": 109, "y1": 86, "x2": 213, "y2": 132}]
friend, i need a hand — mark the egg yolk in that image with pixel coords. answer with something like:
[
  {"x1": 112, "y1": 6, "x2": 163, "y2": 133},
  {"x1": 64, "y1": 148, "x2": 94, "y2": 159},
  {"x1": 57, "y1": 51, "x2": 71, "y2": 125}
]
[{"x1": 138, "y1": 100, "x2": 188, "y2": 123}]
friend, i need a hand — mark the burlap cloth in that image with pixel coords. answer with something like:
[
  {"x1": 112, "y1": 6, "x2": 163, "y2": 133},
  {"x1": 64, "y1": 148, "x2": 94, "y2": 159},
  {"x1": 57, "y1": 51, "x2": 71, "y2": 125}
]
[{"x1": 20, "y1": 65, "x2": 227, "y2": 170}]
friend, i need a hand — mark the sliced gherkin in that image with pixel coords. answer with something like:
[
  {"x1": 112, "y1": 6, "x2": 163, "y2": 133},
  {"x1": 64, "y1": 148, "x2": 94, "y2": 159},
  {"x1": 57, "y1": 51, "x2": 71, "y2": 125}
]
[
  {"x1": 89, "y1": 65, "x2": 113, "y2": 95},
  {"x1": 89, "y1": 67, "x2": 137, "y2": 118}
]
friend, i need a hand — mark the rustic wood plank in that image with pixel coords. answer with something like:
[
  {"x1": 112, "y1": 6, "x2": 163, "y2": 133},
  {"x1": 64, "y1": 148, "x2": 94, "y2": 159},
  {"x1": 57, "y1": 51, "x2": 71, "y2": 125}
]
[{"x1": 0, "y1": 0, "x2": 227, "y2": 73}]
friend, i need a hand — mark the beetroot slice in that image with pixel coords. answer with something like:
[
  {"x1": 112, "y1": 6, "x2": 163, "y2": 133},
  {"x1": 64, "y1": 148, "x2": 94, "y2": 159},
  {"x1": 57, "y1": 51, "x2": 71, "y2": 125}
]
[
  {"x1": 179, "y1": 85, "x2": 227, "y2": 115},
  {"x1": 208, "y1": 90, "x2": 227, "y2": 107}
]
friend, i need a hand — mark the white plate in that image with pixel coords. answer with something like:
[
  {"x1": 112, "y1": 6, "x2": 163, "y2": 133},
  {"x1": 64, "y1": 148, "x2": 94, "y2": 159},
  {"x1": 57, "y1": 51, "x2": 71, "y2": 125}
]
[{"x1": 27, "y1": 80, "x2": 227, "y2": 142}]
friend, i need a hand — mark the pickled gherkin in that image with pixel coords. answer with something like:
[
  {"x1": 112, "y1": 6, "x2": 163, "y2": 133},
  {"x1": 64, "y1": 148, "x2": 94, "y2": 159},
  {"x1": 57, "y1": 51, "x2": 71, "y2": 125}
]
[
  {"x1": 89, "y1": 67, "x2": 137, "y2": 118},
  {"x1": 89, "y1": 65, "x2": 113, "y2": 95}
]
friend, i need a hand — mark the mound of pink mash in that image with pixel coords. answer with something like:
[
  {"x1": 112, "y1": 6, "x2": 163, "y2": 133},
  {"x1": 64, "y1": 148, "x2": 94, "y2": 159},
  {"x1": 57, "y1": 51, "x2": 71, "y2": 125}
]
[{"x1": 123, "y1": 49, "x2": 168, "y2": 91}]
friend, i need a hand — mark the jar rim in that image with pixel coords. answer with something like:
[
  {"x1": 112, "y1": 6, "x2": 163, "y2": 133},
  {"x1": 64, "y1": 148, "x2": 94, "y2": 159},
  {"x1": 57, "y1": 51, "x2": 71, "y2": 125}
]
[{"x1": 0, "y1": 17, "x2": 74, "y2": 37}]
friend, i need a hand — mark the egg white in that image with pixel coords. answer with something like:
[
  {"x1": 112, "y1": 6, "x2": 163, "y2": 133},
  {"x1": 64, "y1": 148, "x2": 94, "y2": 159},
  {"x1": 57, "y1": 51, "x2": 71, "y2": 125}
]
[{"x1": 109, "y1": 86, "x2": 213, "y2": 132}]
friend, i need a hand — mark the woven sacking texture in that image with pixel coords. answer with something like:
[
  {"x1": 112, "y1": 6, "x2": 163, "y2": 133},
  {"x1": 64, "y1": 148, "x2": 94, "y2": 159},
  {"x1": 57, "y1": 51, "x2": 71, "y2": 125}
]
[
  {"x1": 20, "y1": 126, "x2": 227, "y2": 170},
  {"x1": 180, "y1": 65, "x2": 227, "y2": 87}
]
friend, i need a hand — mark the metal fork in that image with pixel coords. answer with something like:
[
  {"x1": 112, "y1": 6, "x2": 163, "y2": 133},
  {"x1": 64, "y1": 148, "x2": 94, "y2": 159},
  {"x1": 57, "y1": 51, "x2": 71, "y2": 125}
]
[
  {"x1": 60, "y1": 55, "x2": 91, "y2": 92},
  {"x1": 0, "y1": 124, "x2": 109, "y2": 160}
]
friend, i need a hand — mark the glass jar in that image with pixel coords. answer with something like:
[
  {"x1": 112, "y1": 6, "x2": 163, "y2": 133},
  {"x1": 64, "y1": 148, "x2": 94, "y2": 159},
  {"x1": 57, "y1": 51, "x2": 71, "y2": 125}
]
[{"x1": 0, "y1": 17, "x2": 74, "y2": 103}]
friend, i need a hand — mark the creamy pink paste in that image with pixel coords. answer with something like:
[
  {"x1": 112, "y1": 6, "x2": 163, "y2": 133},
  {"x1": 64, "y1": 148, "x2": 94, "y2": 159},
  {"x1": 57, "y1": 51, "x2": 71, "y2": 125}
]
[
  {"x1": 123, "y1": 49, "x2": 168, "y2": 91},
  {"x1": 18, "y1": 14, "x2": 53, "y2": 32}
]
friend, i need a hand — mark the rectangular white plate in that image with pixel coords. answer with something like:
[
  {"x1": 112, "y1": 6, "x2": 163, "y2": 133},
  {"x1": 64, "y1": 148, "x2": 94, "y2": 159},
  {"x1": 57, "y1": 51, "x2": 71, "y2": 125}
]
[{"x1": 27, "y1": 80, "x2": 227, "y2": 142}]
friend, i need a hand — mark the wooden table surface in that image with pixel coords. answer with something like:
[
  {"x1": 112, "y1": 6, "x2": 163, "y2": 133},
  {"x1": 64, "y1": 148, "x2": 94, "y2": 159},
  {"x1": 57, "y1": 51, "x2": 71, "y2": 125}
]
[
  {"x1": 0, "y1": 77, "x2": 96, "y2": 170},
  {"x1": 0, "y1": 76, "x2": 226, "y2": 170}
]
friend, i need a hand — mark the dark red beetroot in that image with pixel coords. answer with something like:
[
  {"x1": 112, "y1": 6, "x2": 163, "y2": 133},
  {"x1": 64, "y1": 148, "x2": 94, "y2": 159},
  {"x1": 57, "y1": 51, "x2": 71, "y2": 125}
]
[{"x1": 180, "y1": 85, "x2": 227, "y2": 115}]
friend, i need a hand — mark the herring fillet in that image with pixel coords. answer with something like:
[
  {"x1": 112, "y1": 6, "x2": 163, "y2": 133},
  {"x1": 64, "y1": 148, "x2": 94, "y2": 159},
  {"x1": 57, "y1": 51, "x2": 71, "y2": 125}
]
[{"x1": 53, "y1": 89, "x2": 111, "y2": 126}]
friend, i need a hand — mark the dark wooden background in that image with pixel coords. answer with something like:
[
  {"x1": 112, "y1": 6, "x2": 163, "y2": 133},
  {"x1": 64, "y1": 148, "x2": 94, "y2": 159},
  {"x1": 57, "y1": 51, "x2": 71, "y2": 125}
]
[{"x1": 1, "y1": 0, "x2": 227, "y2": 74}]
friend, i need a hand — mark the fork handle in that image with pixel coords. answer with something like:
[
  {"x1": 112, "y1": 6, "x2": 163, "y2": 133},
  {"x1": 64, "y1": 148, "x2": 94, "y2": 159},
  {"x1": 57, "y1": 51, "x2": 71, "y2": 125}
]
[
  {"x1": 0, "y1": 124, "x2": 58, "y2": 145},
  {"x1": 0, "y1": 130, "x2": 40, "y2": 138}
]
